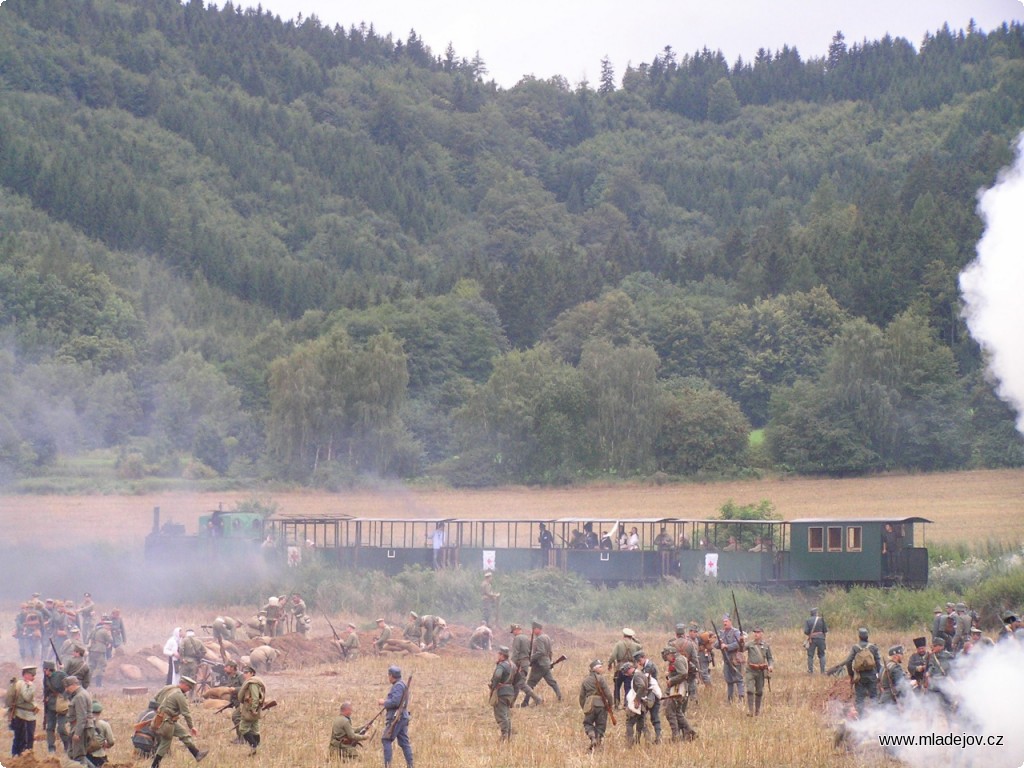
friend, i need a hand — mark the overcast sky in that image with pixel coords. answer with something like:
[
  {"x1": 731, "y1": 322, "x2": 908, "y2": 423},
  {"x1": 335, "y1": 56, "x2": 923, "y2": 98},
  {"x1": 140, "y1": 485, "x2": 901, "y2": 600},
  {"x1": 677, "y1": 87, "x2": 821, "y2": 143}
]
[{"x1": 253, "y1": 0, "x2": 1024, "y2": 88}]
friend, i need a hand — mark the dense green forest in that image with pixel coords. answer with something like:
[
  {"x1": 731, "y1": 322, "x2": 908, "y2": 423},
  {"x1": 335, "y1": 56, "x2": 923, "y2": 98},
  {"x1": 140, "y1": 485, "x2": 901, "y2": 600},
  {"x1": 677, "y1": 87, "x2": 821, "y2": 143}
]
[{"x1": 1, "y1": 0, "x2": 1023, "y2": 487}]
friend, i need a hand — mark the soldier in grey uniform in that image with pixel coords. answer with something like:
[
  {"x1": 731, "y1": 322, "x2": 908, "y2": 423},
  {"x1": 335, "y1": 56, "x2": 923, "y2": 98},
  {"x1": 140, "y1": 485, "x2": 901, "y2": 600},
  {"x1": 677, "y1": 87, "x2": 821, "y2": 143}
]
[
  {"x1": 661, "y1": 646, "x2": 697, "y2": 742},
  {"x1": 64, "y1": 644, "x2": 91, "y2": 690},
  {"x1": 640, "y1": 650, "x2": 663, "y2": 743},
  {"x1": 63, "y1": 675, "x2": 93, "y2": 766},
  {"x1": 879, "y1": 645, "x2": 908, "y2": 706},
  {"x1": 714, "y1": 615, "x2": 746, "y2": 703},
  {"x1": 906, "y1": 637, "x2": 929, "y2": 692},
  {"x1": 625, "y1": 656, "x2": 654, "y2": 747},
  {"x1": 526, "y1": 621, "x2": 562, "y2": 703},
  {"x1": 579, "y1": 659, "x2": 613, "y2": 750},
  {"x1": 489, "y1": 646, "x2": 516, "y2": 741},
  {"x1": 87, "y1": 619, "x2": 114, "y2": 687},
  {"x1": 509, "y1": 624, "x2": 541, "y2": 707},
  {"x1": 78, "y1": 594, "x2": 96, "y2": 644},
  {"x1": 803, "y1": 608, "x2": 827, "y2": 673},
  {"x1": 42, "y1": 660, "x2": 70, "y2": 753},
  {"x1": 744, "y1": 627, "x2": 773, "y2": 716},
  {"x1": 830, "y1": 627, "x2": 881, "y2": 716}
]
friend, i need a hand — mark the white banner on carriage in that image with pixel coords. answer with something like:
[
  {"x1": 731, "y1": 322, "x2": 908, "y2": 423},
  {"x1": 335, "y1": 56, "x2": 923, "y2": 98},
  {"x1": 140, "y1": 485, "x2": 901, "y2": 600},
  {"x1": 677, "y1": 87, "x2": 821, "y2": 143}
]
[
  {"x1": 704, "y1": 553, "x2": 719, "y2": 578},
  {"x1": 483, "y1": 550, "x2": 496, "y2": 571}
]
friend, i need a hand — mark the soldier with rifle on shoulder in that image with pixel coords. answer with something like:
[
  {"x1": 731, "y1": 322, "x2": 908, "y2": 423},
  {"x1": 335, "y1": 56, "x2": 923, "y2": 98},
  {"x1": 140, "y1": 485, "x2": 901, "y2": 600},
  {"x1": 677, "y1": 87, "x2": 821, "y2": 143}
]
[
  {"x1": 509, "y1": 624, "x2": 541, "y2": 707},
  {"x1": 579, "y1": 659, "x2": 614, "y2": 751},
  {"x1": 488, "y1": 646, "x2": 516, "y2": 741},
  {"x1": 378, "y1": 666, "x2": 413, "y2": 768}
]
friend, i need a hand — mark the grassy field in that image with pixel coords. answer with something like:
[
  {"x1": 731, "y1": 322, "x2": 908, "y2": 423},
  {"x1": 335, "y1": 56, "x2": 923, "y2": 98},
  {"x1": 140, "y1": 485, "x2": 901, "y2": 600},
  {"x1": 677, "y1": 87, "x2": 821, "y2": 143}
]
[
  {"x1": 0, "y1": 610, "x2": 898, "y2": 768},
  {"x1": 2, "y1": 468, "x2": 1022, "y2": 549}
]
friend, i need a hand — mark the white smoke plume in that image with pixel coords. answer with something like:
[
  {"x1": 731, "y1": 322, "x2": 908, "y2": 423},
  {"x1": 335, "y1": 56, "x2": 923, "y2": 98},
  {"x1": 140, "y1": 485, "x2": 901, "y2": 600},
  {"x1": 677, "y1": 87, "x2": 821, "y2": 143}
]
[
  {"x1": 960, "y1": 132, "x2": 1024, "y2": 432},
  {"x1": 843, "y1": 641, "x2": 1024, "y2": 767}
]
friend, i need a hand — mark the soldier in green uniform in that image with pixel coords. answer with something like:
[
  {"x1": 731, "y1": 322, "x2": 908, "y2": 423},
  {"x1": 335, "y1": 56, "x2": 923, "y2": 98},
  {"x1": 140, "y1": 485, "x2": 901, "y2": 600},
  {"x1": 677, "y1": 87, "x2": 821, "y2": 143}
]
[
  {"x1": 526, "y1": 621, "x2": 562, "y2": 702},
  {"x1": 78, "y1": 594, "x2": 96, "y2": 645},
  {"x1": 150, "y1": 676, "x2": 208, "y2": 767},
  {"x1": 418, "y1": 615, "x2": 439, "y2": 650},
  {"x1": 340, "y1": 623, "x2": 361, "y2": 660},
  {"x1": 63, "y1": 675, "x2": 93, "y2": 766},
  {"x1": 374, "y1": 618, "x2": 393, "y2": 655},
  {"x1": 661, "y1": 646, "x2": 697, "y2": 741},
  {"x1": 579, "y1": 659, "x2": 613, "y2": 750},
  {"x1": 42, "y1": 660, "x2": 70, "y2": 753},
  {"x1": 87, "y1": 700, "x2": 115, "y2": 766},
  {"x1": 623, "y1": 658, "x2": 650, "y2": 747},
  {"x1": 743, "y1": 627, "x2": 773, "y2": 716},
  {"x1": 64, "y1": 644, "x2": 91, "y2": 689},
  {"x1": 289, "y1": 594, "x2": 310, "y2": 636},
  {"x1": 216, "y1": 661, "x2": 245, "y2": 742},
  {"x1": 178, "y1": 630, "x2": 207, "y2": 683},
  {"x1": 108, "y1": 609, "x2": 127, "y2": 651},
  {"x1": 330, "y1": 701, "x2": 369, "y2": 759},
  {"x1": 7, "y1": 665, "x2": 39, "y2": 756},
  {"x1": 237, "y1": 664, "x2": 266, "y2": 755},
  {"x1": 403, "y1": 613, "x2": 421, "y2": 643},
  {"x1": 879, "y1": 645, "x2": 908, "y2": 706},
  {"x1": 608, "y1": 627, "x2": 641, "y2": 708},
  {"x1": 211, "y1": 616, "x2": 238, "y2": 643},
  {"x1": 61, "y1": 627, "x2": 83, "y2": 662},
  {"x1": 481, "y1": 572, "x2": 500, "y2": 627},
  {"x1": 87, "y1": 619, "x2": 114, "y2": 687},
  {"x1": 828, "y1": 627, "x2": 880, "y2": 716},
  {"x1": 489, "y1": 646, "x2": 516, "y2": 741},
  {"x1": 509, "y1": 624, "x2": 541, "y2": 707}
]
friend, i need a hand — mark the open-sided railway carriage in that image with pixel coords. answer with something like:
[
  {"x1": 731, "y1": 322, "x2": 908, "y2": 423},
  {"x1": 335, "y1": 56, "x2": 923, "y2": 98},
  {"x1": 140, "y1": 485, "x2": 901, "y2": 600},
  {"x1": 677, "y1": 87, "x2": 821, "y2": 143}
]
[{"x1": 147, "y1": 507, "x2": 930, "y2": 587}]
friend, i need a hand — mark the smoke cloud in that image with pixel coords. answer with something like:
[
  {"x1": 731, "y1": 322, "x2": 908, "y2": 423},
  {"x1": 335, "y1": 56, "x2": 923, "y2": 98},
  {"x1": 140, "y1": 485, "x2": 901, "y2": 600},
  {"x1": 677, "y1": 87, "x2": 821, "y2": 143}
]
[
  {"x1": 960, "y1": 132, "x2": 1024, "y2": 433},
  {"x1": 845, "y1": 641, "x2": 1024, "y2": 767}
]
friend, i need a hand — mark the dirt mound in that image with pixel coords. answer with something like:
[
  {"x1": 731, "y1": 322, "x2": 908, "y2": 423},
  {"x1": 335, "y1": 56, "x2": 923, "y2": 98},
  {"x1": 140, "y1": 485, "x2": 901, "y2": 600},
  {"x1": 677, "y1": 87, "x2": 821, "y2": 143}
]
[
  {"x1": 547, "y1": 625, "x2": 589, "y2": 649},
  {"x1": 264, "y1": 633, "x2": 346, "y2": 668}
]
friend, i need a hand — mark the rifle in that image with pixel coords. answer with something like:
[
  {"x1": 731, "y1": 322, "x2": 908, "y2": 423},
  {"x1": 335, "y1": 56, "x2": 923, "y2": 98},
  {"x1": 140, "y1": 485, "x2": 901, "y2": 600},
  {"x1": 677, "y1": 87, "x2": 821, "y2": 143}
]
[
  {"x1": 709, "y1": 618, "x2": 737, "y2": 676},
  {"x1": 382, "y1": 675, "x2": 412, "y2": 740},
  {"x1": 595, "y1": 674, "x2": 616, "y2": 726},
  {"x1": 357, "y1": 706, "x2": 386, "y2": 735},
  {"x1": 49, "y1": 638, "x2": 62, "y2": 668},
  {"x1": 550, "y1": 654, "x2": 568, "y2": 669},
  {"x1": 324, "y1": 612, "x2": 348, "y2": 660},
  {"x1": 215, "y1": 690, "x2": 240, "y2": 714},
  {"x1": 731, "y1": 591, "x2": 746, "y2": 651},
  {"x1": 219, "y1": 701, "x2": 277, "y2": 734}
]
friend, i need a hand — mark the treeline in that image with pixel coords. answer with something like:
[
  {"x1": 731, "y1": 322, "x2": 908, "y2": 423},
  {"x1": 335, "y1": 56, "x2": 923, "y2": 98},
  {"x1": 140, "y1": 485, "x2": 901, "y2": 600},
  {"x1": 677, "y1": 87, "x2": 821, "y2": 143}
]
[{"x1": 0, "y1": 0, "x2": 1022, "y2": 486}]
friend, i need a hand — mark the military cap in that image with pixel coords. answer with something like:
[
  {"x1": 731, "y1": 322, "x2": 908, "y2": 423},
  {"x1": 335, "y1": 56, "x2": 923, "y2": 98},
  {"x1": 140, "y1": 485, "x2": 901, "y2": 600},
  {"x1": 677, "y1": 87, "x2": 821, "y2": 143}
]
[
  {"x1": 64, "y1": 676, "x2": 80, "y2": 686},
  {"x1": 64, "y1": 600, "x2": 74, "y2": 607},
  {"x1": 955, "y1": 602, "x2": 967, "y2": 611},
  {"x1": 675, "y1": 622, "x2": 687, "y2": 633},
  {"x1": 1002, "y1": 613, "x2": 1018, "y2": 624},
  {"x1": 810, "y1": 607, "x2": 820, "y2": 615},
  {"x1": 42, "y1": 661, "x2": 56, "y2": 671},
  {"x1": 622, "y1": 627, "x2": 636, "y2": 638},
  {"x1": 589, "y1": 659, "x2": 603, "y2": 671},
  {"x1": 99, "y1": 616, "x2": 111, "y2": 623},
  {"x1": 70, "y1": 626, "x2": 80, "y2": 634},
  {"x1": 224, "y1": 660, "x2": 238, "y2": 669},
  {"x1": 632, "y1": 649, "x2": 646, "y2": 661},
  {"x1": 970, "y1": 627, "x2": 982, "y2": 634},
  {"x1": 509, "y1": 623, "x2": 521, "y2": 632},
  {"x1": 375, "y1": 617, "x2": 386, "y2": 623},
  {"x1": 888, "y1": 645, "x2": 904, "y2": 656},
  {"x1": 497, "y1": 645, "x2": 510, "y2": 656},
  {"x1": 242, "y1": 665, "x2": 256, "y2": 674},
  {"x1": 619, "y1": 662, "x2": 634, "y2": 675},
  {"x1": 945, "y1": 602, "x2": 955, "y2": 609},
  {"x1": 483, "y1": 571, "x2": 493, "y2": 578},
  {"x1": 387, "y1": 665, "x2": 402, "y2": 678},
  {"x1": 930, "y1": 637, "x2": 945, "y2": 647},
  {"x1": 409, "y1": 611, "x2": 419, "y2": 619},
  {"x1": 722, "y1": 614, "x2": 731, "y2": 622},
  {"x1": 933, "y1": 606, "x2": 943, "y2": 613},
  {"x1": 753, "y1": 626, "x2": 764, "y2": 633},
  {"x1": 21, "y1": 665, "x2": 37, "y2": 674},
  {"x1": 687, "y1": 622, "x2": 700, "y2": 631},
  {"x1": 531, "y1": 620, "x2": 543, "y2": 630},
  {"x1": 91, "y1": 701, "x2": 103, "y2": 714},
  {"x1": 32, "y1": 592, "x2": 40, "y2": 597},
  {"x1": 83, "y1": 592, "x2": 91, "y2": 598},
  {"x1": 180, "y1": 676, "x2": 197, "y2": 687},
  {"x1": 858, "y1": 627, "x2": 869, "y2": 640},
  {"x1": 346, "y1": 622, "x2": 356, "y2": 629},
  {"x1": 45, "y1": 598, "x2": 55, "y2": 604}
]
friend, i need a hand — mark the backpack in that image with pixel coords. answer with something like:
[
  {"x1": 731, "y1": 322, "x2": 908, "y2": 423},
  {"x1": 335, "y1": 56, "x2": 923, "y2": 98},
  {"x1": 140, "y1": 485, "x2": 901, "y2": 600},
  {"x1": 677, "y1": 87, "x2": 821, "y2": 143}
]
[
  {"x1": 132, "y1": 709, "x2": 157, "y2": 757},
  {"x1": 853, "y1": 645, "x2": 876, "y2": 673}
]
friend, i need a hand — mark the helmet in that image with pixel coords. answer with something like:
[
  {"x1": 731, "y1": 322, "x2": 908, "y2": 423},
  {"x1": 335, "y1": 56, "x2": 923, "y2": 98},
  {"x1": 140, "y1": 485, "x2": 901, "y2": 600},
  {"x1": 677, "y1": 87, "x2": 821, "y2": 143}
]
[{"x1": 387, "y1": 665, "x2": 402, "y2": 679}]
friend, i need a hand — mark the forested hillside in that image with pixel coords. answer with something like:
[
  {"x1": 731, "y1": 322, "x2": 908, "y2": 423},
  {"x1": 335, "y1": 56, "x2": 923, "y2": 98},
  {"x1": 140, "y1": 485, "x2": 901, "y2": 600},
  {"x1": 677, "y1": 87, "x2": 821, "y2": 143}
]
[{"x1": 1, "y1": 0, "x2": 1022, "y2": 487}]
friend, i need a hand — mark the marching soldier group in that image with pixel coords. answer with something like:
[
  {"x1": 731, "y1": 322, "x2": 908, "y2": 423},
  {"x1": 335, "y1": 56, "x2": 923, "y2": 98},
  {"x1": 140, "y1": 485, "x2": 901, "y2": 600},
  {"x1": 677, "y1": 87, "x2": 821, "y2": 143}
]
[{"x1": 13, "y1": 593, "x2": 124, "y2": 669}]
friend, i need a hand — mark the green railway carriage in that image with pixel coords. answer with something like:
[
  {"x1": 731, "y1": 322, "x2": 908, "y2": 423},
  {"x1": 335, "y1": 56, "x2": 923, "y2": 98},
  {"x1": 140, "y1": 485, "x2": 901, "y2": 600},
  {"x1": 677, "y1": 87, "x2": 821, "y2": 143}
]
[{"x1": 145, "y1": 508, "x2": 931, "y2": 588}]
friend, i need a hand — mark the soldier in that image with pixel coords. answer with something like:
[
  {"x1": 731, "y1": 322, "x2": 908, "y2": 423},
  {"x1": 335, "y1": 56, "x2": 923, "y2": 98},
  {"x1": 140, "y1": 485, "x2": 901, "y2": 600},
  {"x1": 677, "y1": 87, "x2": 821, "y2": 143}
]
[
  {"x1": 378, "y1": 665, "x2": 413, "y2": 768},
  {"x1": 237, "y1": 664, "x2": 266, "y2": 755},
  {"x1": 108, "y1": 608, "x2": 127, "y2": 651},
  {"x1": 87, "y1": 700, "x2": 115, "y2": 766},
  {"x1": 527, "y1": 621, "x2": 562, "y2": 703},
  {"x1": 625, "y1": 656, "x2": 654, "y2": 747},
  {"x1": 65, "y1": 644, "x2": 91, "y2": 690},
  {"x1": 330, "y1": 701, "x2": 369, "y2": 760},
  {"x1": 340, "y1": 623, "x2": 361, "y2": 660},
  {"x1": 42, "y1": 660, "x2": 70, "y2": 753},
  {"x1": 434, "y1": 619, "x2": 453, "y2": 648},
  {"x1": 688, "y1": 623, "x2": 714, "y2": 691},
  {"x1": 63, "y1": 675, "x2": 93, "y2": 766},
  {"x1": 87, "y1": 618, "x2": 114, "y2": 687},
  {"x1": 63, "y1": 601, "x2": 80, "y2": 635},
  {"x1": 150, "y1": 676, "x2": 208, "y2": 767},
  {"x1": 803, "y1": 607, "x2": 828, "y2": 674},
  {"x1": 744, "y1": 627, "x2": 773, "y2": 717},
  {"x1": 510, "y1": 623, "x2": 541, "y2": 707},
  {"x1": 608, "y1": 627, "x2": 641, "y2": 707},
  {"x1": 7, "y1": 665, "x2": 39, "y2": 756},
  {"x1": 47, "y1": 602, "x2": 69, "y2": 659},
  {"x1": 248, "y1": 644, "x2": 279, "y2": 673},
  {"x1": 714, "y1": 615, "x2": 746, "y2": 703},
  {"x1": 211, "y1": 616, "x2": 237, "y2": 643},
  {"x1": 289, "y1": 594, "x2": 310, "y2": 636},
  {"x1": 244, "y1": 613, "x2": 267, "y2": 640},
  {"x1": 481, "y1": 572, "x2": 500, "y2": 627},
  {"x1": 926, "y1": 636, "x2": 955, "y2": 701},
  {"x1": 906, "y1": 637, "x2": 929, "y2": 692},
  {"x1": 829, "y1": 627, "x2": 881, "y2": 716},
  {"x1": 403, "y1": 612, "x2": 421, "y2": 643},
  {"x1": 965, "y1": 626, "x2": 994, "y2": 653},
  {"x1": 639, "y1": 649, "x2": 663, "y2": 743},
  {"x1": 17, "y1": 603, "x2": 44, "y2": 662},
  {"x1": 661, "y1": 647, "x2": 697, "y2": 742},
  {"x1": 489, "y1": 646, "x2": 516, "y2": 741},
  {"x1": 879, "y1": 645, "x2": 908, "y2": 706},
  {"x1": 953, "y1": 602, "x2": 972, "y2": 652},
  {"x1": 263, "y1": 597, "x2": 284, "y2": 637},
  {"x1": 78, "y1": 594, "x2": 96, "y2": 644},
  {"x1": 469, "y1": 621, "x2": 493, "y2": 651},
  {"x1": 374, "y1": 618, "x2": 393, "y2": 654},
  {"x1": 178, "y1": 629, "x2": 207, "y2": 684},
  {"x1": 669, "y1": 623, "x2": 700, "y2": 703},
  {"x1": 217, "y1": 661, "x2": 245, "y2": 743},
  {"x1": 61, "y1": 627, "x2": 83, "y2": 662},
  {"x1": 579, "y1": 659, "x2": 613, "y2": 750},
  {"x1": 418, "y1": 615, "x2": 440, "y2": 650}
]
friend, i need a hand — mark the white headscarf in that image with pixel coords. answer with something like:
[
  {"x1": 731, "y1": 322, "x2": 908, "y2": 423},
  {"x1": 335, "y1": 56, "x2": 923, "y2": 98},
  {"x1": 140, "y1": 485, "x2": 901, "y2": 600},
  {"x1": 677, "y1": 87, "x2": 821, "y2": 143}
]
[{"x1": 163, "y1": 627, "x2": 182, "y2": 656}]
